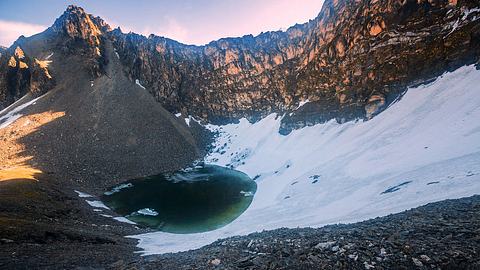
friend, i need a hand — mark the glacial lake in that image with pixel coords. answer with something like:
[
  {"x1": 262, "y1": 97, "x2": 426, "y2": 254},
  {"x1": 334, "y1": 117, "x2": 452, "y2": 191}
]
[{"x1": 102, "y1": 165, "x2": 256, "y2": 234}]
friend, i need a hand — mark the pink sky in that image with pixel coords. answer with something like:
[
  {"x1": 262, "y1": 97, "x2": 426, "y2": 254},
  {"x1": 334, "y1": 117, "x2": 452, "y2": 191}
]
[
  {"x1": 0, "y1": 0, "x2": 325, "y2": 47},
  {"x1": 116, "y1": 0, "x2": 326, "y2": 45}
]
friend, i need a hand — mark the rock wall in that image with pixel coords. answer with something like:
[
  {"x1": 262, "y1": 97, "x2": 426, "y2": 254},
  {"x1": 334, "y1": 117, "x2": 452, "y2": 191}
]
[{"x1": 109, "y1": 0, "x2": 480, "y2": 133}]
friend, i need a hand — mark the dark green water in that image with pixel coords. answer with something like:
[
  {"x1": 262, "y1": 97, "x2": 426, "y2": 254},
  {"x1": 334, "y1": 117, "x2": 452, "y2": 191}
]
[{"x1": 101, "y1": 165, "x2": 256, "y2": 234}]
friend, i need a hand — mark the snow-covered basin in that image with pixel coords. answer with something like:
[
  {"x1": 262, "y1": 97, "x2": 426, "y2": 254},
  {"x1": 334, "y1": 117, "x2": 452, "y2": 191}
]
[{"x1": 131, "y1": 65, "x2": 480, "y2": 255}]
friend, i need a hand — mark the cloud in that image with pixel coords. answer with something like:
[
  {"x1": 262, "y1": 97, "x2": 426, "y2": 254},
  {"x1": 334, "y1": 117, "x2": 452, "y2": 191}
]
[
  {"x1": 154, "y1": 16, "x2": 190, "y2": 43},
  {"x1": 0, "y1": 20, "x2": 47, "y2": 47}
]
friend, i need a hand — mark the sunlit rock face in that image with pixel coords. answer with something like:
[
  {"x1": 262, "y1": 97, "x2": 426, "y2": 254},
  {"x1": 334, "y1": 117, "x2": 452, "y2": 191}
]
[
  {"x1": 109, "y1": 0, "x2": 480, "y2": 133},
  {"x1": 0, "y1": 47, "x2": 54, "y2": 109},
  {"x1": 0, "y1": 5, "x2": 105, "y2": 109},
  {"x1": 49, "y1": 5, "x2": 111, "y2": 78},
  {"x1": 1, "y1": 1, "x2": 480, "y2": 132}
]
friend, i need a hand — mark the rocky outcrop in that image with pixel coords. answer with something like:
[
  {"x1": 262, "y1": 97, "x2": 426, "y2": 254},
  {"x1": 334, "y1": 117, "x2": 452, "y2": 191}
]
[
  {"x1": 0, "y1": 6, "x2": 109, "y2": 110},
  {"x1": 48, "y1": 5, "x2": 110, "y2": 78},
  {"x1": 1, "y1": 2, "x2": 480, "y2": 133},
  {"x1": 0, "y1": 46, "x2": 54, "y2": 109}
]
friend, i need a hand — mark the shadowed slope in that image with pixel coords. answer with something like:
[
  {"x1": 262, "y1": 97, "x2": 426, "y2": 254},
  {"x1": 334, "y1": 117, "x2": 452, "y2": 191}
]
[{"x1": 0, "y1": 37, "x2": 202, "y2": 192}]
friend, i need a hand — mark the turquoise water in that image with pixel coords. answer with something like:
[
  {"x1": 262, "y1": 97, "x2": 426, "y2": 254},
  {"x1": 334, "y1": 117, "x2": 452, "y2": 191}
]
[{"x1": 101, "y1": 165, "x2": 256, "y2": 234}]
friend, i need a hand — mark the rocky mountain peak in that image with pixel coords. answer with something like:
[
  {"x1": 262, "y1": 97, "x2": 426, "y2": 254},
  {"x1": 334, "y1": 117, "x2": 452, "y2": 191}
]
[
  {"x1": 46, "y1": 5, "x2": 111, "y2": 78},
  {"x1": 51, "y1": 5, "x2": 109, "y2": 46}
]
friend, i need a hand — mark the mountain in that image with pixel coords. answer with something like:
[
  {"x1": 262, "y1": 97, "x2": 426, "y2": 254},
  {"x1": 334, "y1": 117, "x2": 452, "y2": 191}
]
[
  {"x1": 0, "y1": 5, "x2": 204, "y2": 189},
  {"x1": 109, "y1": 0, "x2": 480, "y2": 134},
  {"x1": 1, "y1": 1, "x2": 480, "y2": 135}
]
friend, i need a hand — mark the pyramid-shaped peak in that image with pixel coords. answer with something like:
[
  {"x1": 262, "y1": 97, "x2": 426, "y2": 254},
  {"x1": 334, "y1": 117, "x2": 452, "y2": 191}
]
[{"x1": 50, "y1": 5, "x2": 110, "y2": 41}]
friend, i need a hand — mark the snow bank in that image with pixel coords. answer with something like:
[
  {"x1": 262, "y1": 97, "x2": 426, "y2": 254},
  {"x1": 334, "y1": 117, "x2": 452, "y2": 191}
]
[
  {"x1": 131, "y1": 65, "x2": 480, "y2": 255},
  {"x1": 0, "y1": 95, "x2": 45, "y2": 129}
]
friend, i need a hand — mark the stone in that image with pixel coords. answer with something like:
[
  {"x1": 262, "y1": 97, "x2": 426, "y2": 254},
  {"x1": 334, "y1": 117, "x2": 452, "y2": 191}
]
[
  {"x1": 412, "y1": 257, "x2": 423, "y2": 267},
  {"x1": 209, "y1": 258, "x2": 221, "y2": 266},
  {"x1": 365, "y1": 94, "x2": 386, "y2": 119},
  {"x1": 315, "y1": 241, "x2": 336, "y2": 249},
  {"x1": 420, "y1": 255, "x2": 431, "y2": 262}
]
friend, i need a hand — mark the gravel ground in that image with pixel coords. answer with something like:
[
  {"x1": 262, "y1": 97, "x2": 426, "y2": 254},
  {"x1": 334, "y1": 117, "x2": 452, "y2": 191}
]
[
  {"x1": 137, "y1": 195, "x2": 480, "y2": 270},
  {"x1": 0, "y1": 174, "x2": 144, "y2": 269}
]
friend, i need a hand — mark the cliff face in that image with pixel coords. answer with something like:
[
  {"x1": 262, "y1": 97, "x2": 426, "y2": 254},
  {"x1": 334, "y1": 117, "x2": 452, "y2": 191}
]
[
  {"x1": 0, "y1": 46, "x2": 54, "y2": 109},
  {"x1": 1, "y1": 1, "x2": 480, "y2": 133},
  {"x1": 109, "y1": 0, "x2": 480, "y2": 133}
]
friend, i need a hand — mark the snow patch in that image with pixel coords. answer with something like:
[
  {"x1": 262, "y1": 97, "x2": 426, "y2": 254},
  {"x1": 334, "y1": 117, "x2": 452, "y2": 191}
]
[
  {"x1": 445, "y1": 7, "x2": 480, "y2": 37},
  {"x1": 295, "y1": 99, "x2": 310, "y2": 110},
  {"x1": 0, "y1": 94, "x2": 30, "y2": 115},
  {"x1": 86, "y1": 200, "x2": 110, "y2": 210},
  {"x1": 0, "y1": 94, "x2": 45, "y2": 129},
  {"x1": 114, "y1": 217, "x2": 137, "y2": 225},
  {"x1": 131, "y1": 65, "x2": 480, "y2": 255},
  {"x1": 75, "y1": 190, "x2": 93, "y2": 198},
  {"x1": 184, "y1": 116, "x2": 200, "y2": 127},
  {"x1": 135, "y1": 79, "x2": 146, "y2": 89},
  {"x1": 45, "y1": 52, "x2": 54, "y2": 60}
]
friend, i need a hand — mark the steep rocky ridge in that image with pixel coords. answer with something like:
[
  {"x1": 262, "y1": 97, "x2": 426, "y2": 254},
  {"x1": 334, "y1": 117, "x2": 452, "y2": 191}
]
[
  {"x1": 108, "y1": 0, "x2": 480, "y2": 133},
  {"x1": 1, "y1": 2, "x2": 480, "y2": 134}
]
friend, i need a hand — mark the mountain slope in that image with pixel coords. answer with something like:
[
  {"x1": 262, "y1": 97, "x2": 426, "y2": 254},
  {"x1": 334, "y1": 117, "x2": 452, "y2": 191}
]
[{"x1": 0, "y1": 26, "x2": 203, "y2": 190}]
